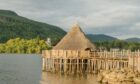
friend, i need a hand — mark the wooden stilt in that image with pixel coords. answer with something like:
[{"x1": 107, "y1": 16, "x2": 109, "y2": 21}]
[
  {"x1": 77, "y1": 58, "x2": 79, "y2": 73},
  {"x1": 42, "y1": 50, "x2": 140, "y2": 74}
]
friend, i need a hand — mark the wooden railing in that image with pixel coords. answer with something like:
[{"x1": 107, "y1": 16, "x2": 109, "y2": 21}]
[
  {"x1": 42, "y1": 50, "x2": 140, "y2": 73},
  {"x1": 42, "y1": 50, "x2": 90, "y2": 58}
]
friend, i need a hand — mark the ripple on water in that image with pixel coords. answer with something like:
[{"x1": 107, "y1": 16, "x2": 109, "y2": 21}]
[
  {"x1": 40, "y1": 72, "x2": 98, "y2": 84},
  {"x1": 0, "y1": 54, "x2": 42, "y2": 84}
]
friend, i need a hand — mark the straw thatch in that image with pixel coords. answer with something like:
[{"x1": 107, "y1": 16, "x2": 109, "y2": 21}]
[{"x1": 53, "y1": 24, "x2": 96, "y2": 51}]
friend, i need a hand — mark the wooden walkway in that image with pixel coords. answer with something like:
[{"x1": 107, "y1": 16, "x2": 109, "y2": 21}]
[{"x1": 42, "y1": 50, "x2": 140, "y2": 74}]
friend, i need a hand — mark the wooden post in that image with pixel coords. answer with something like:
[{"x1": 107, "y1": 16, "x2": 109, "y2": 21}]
[
  {"x1": 42, "y1": 57, "x2": 46, "y2": 71},
  {"x1": 64, "y1": 59, "x2": 67, "y2": 73},
  {"x1": 81, "y1": 59, "x2": 83, "y2": 72},
  {"x1": 70, "y1": 59, "x2": 71, "y2": 73},
  {"x1": 77, "y1": 58, "x2": 79, "y2": 73},
  {"x1": 46, "y1": 58, "x2": 48, "y2": 71},
  {"x1": 137, "y1": 50, "x2": 140, "y2": 71},
  {"x1": 121, "y1": 50, "x2": 123, "y2": 70},
  {"x1": 113, "y1": 51, "x2": 115, "y2": 69},
  {"x1": 60, "y1": 58, "x2": 62, "y2": 73},
  {"x1": 133, "y1": 51, "x2": 134, "y2": 71}
]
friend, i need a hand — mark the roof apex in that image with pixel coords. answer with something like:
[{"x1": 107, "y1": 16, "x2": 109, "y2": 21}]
[
  {"x1": 53, "y1": 24, "x2": 96, "y2": 50},
  {"x1": 70, "y1": 23, "x2": 83, "y2": 33}
]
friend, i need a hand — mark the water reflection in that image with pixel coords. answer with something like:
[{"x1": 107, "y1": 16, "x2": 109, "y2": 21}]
[
  {"x1": 40, "y1": 72, "x2": 98, "y2": 84},
  {"x1": 0, "y1": 54, "x2": 98, "y2": 84}
]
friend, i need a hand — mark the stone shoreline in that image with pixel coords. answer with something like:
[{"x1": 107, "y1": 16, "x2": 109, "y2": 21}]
[{"x1": 97, "y1": 68, "x2": 140, "y2": 84}]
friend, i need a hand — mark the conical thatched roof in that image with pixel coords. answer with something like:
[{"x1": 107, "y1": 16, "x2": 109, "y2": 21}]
[{"x1": 53, "y1": 24, "x2": 96, "y2": 51}]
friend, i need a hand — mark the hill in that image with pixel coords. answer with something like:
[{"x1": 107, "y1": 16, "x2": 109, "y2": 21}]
[
  {"x1": 0, "y1": 10, "x2": 66, "y2": 45},
  {"x1": 86, "y1": 34, "x2": 118, "y2": 42},
  {"x1": 125, "y1": 38, "x2": 140, "y2": 42}
]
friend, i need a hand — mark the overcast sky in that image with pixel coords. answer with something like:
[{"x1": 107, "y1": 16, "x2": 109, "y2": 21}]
[{"x1": 0, "y1": 0, "x2": 140, "y2": 39}]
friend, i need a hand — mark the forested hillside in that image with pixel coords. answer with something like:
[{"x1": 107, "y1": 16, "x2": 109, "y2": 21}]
[
  {"x1": 86, "y1": 34, "x2": 117, "y2": 42},
  {"x1": 95, "y1": 40, "x2": 140, "y2": 51},
  {"x1": 0, "y1": 10, "x2": 139, "y2": 53},
  {"x1": 0, "y1": 10, "x2": 66, "y2": 45}
]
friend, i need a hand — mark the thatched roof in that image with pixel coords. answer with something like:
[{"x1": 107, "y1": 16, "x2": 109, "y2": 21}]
[{"x1": 53, "y1": 24, "x2": 96, "y2": 51}]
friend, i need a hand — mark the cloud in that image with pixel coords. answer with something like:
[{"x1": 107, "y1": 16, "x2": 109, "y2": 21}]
[{"x1": 0, "y1": 0, "x2": 140, "y2": 39}]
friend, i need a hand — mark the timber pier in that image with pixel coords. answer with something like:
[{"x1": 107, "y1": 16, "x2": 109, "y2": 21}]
[
  {"x1": 42, "y1": 24, "x2": 140, "y2": 74},
  {"x1": 42, "y1": 50, "x2": 140, "y2": 74}
]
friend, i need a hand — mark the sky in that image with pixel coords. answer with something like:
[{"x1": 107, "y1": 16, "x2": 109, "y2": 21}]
[{"x1": 0, "y1": 0, "x2": 140, "y2": 39}]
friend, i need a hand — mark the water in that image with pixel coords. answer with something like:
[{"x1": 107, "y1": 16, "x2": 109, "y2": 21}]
[
  {"x1": 0, "y1": 54, "x2": 42, "y2": 84},
  {"x1": 40, "y1": 72, "x2": 98, "y2": 84},
  {"x1": 0, "y1": 54, "x2": 98, "y2": 84}
]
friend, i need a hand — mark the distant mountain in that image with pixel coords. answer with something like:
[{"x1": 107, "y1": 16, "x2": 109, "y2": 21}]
[
  {"x1": 0, "y1": 10, "x2": 139, "y2": 45},
  {"x1": 0, "y1": 10, "x2": 66, "y2": 44},
  {"x1": 125, "y1": 38, "x2": 140, "y2": 42},
  {"x1": 0, "y1": 10, "x2": 18, "y2": 16},
  {"x1": 86, "y1": 34, "x2": 118, "y2": 42}
]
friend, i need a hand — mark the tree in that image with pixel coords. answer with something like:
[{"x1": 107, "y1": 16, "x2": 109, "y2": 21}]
[{"x1": 0, "y1": 37, "x2": 48, "y2": 54}]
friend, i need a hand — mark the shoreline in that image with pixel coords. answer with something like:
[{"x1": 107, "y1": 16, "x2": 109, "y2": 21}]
[{"x1": 98, "y1": 68, "x2": 140, "y2": 84}]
